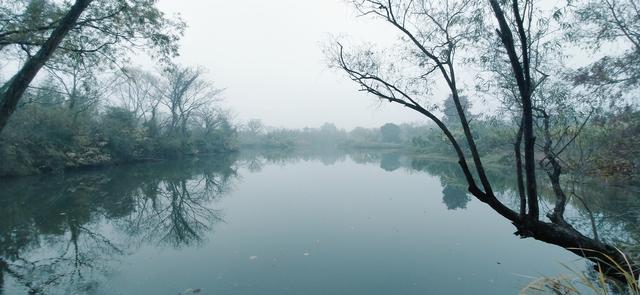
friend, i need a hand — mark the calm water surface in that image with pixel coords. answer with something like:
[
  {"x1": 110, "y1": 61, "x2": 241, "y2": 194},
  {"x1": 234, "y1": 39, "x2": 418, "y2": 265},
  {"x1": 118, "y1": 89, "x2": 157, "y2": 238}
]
[{"x1": 1, "y1": 151, "x2": 637, "y2": 295}]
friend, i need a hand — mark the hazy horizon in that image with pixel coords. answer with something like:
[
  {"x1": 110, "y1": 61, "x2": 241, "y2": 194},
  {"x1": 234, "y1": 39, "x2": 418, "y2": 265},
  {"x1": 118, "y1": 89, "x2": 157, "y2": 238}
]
[{"x1": 154, "y1": 0, "x2": 434, "y2": 130}]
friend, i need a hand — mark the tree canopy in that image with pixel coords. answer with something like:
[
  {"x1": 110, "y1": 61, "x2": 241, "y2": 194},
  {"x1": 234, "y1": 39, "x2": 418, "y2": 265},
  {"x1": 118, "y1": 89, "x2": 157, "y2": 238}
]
[{"x1": 0, "y1": 0, "x2": 185, "y2": 133}]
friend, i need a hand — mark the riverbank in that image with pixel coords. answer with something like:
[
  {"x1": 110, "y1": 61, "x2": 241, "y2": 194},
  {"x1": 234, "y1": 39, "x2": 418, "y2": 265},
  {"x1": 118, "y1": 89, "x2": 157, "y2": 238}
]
[
  {"x1": 0, "y1": 140, "x2": 238, "y2": 178},
  {"x1": 0, "y1": 102, "x2": 239, "y2": 178},
  {"x1": 341, "y1": 144, "x2": 639, "y2": 185}
]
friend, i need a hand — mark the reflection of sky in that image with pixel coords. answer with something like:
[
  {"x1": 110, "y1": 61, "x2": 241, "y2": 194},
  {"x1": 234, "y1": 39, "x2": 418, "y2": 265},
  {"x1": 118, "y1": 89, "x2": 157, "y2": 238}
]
[
  {"x1": 4, "y1": 154, "x2": 637, "y2": 295},
  {"x1": 96, "y1": 159, "x2": 576, "y2": 295}
]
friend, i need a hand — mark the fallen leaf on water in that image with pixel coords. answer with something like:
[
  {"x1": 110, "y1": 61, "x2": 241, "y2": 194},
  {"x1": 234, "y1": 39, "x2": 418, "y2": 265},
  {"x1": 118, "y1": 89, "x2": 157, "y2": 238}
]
[{"x1": 181, "y1": 288, "x2": 202, "y2": 294}]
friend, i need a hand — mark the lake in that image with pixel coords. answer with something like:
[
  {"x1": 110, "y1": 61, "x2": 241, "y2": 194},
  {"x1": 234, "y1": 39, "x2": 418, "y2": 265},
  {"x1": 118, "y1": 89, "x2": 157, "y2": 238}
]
[{"x1": 1, "y1": 150, "x2": 638, "y2": 295}]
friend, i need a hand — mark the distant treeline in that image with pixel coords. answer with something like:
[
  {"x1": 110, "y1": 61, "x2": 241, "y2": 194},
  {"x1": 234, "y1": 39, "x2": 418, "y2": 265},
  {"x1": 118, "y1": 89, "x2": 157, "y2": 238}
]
[
  {"x1": 238, "y1": 107, "x2": 640, "y2": 181},
  {"x1": 238, "y1": 119, "x2": 424, "y2": 150}
]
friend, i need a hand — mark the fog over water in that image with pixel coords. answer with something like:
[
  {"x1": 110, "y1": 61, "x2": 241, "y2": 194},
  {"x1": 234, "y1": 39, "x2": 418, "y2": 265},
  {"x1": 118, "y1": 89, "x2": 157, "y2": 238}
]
[
  {"x1": 1, "y1": 0, "x2": 639, "y2": 294},
  {"x1": 4, "y1": 152, "x2": 612, "y2": 295}
]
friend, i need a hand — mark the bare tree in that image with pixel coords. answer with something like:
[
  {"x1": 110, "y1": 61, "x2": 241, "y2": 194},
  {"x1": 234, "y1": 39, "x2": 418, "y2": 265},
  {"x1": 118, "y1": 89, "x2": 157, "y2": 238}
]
[
  {"x1": 159, "y1": 65, "x2": 224, "y2": 148},
  {"x1": 115, "y1": 67, "x2": 161, "y2": 123},
  {"x1": 329, "y1": 0, "x2": 637, "y2": 278},
  {"x1": 43, "y1": 55, "x2": 116, "y2": 122},
  {"x1": 246, "y1": 119, "x2": 265, "y2": 136}
]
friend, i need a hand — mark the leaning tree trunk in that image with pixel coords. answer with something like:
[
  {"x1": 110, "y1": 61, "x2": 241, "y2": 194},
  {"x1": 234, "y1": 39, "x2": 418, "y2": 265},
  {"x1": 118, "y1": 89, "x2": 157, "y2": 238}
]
[
  {"x1": 488, "y1": 0, "x2": 638, "y2": 280},
  {"x1": 334, "y1": 0, "x2": 638, "y2": 282},
  {"x1": 528, "y1": 219, "x2": 636, "y2": 280},
  {"x1": 0, "y1": 259, "x2": 5, "y2": 294},
  {"x1": 465, "y1": 179, "x2": 637, "y2": 279},
  {"x1": 0, "y1": 0, "x2": 93, "y2": 135}
]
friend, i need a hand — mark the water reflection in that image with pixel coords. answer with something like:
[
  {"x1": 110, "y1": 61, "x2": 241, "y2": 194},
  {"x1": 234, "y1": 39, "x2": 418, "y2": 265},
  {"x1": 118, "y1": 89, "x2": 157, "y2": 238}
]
[
  {"x1": 0, "y1": 155, "x2": 237, "y2": 294},
  {"x1": 442, "y1": 185, "x2": 471, "y2": 210},
  {"x1": 379, "y1": 153, "x2": 402, "y2": 172},
  {"x1": 0, "y1": 149, "x2": 638, "y2": 294},
  {"x1": 240, "y1": 149, "x2": 640, "y2": 246}
]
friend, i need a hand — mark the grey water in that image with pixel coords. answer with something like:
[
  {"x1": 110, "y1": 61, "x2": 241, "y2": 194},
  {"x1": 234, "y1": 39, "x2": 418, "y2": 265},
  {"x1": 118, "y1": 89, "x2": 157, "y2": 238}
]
[{"x1": 1, "y1": 151, "x2": 638, "y2": 295}]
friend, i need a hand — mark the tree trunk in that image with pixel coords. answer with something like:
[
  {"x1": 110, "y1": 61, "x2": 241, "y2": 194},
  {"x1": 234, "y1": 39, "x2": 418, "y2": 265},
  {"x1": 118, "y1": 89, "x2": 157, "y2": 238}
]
[
  {"x1": 527, "y1": 220, "x2": 638, "y2": 280},
  {"x1": 488, "y1": 0, "x2": 539, "y2": 222},
  {"x1": 488, "y1": 0, "x2": 637, "y2": 276},
  {"x1": 0, "y1": 259, "x2": 5, "y2": 295},
  {"x1": 515, "y1": 119, "x2": 527, "y2": 219},
  {"x1": 181, "y1": 116, "x2": 189, "y2": 150},
  {"x1": 335, "y1": 0, "x2": 639, "y2": 282},
  {"x1": 0, "y1": 0, "x2": 93, "y2": 134}
]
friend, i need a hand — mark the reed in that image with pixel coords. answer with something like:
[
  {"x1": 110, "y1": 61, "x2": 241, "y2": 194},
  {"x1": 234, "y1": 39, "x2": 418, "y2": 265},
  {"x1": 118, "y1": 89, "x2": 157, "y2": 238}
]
[{"x1": 521, "y1": 248, "x2": 638, "y2": 295}]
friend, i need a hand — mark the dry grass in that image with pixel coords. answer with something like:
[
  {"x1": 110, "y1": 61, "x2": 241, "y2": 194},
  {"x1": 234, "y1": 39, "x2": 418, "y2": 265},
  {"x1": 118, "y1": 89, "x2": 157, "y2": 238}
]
[{"x1": 521, "y1": 249, "x2": 639, "y2": 295}]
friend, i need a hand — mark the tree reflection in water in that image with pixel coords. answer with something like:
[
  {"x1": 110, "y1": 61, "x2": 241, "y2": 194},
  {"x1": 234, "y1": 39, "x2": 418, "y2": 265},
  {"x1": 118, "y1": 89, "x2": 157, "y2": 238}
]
[
  {"x1": 1, "y1": 150, "x2": 638, "y2": 294},
  {"x1": 379, "y1": 153, "x2": 402, "y2": 172},
  {"x1": 241, "y1": 149, "x2": 640, "y2": 252},
  {"x1": 442, "y1": 185, "x2": 471, "y2": 210},
  {"x1": 0, "y1": 154, "x2": 237, "y2": 294},
  {"x1": 125, "y1": 173, "x2": 229, "y2": 248}
]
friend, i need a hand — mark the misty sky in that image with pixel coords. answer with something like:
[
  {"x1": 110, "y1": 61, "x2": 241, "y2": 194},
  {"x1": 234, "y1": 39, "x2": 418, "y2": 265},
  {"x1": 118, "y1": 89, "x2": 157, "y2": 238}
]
[{"x1": 156, "y1": 0, "x2": 428, "y2": 129}]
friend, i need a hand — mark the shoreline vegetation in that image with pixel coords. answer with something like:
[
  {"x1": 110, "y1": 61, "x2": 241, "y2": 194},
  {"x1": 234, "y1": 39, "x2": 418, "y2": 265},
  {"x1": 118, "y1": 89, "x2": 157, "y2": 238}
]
[
  {"x1": 0, "y1": 0, "x2": 638, "y2": 292},
  {"x1": 0, "y1": 65, "x2": 237, "y2": 178},
  {"x1": 236, "y1": 116, "x2": 639, "y2": 182},
  {"x1": 2, "y1": 115, "x2": 638, "y2": 185},
  {"x1": 0, "y1": 107, "x2": 238, "y2": 177}
]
